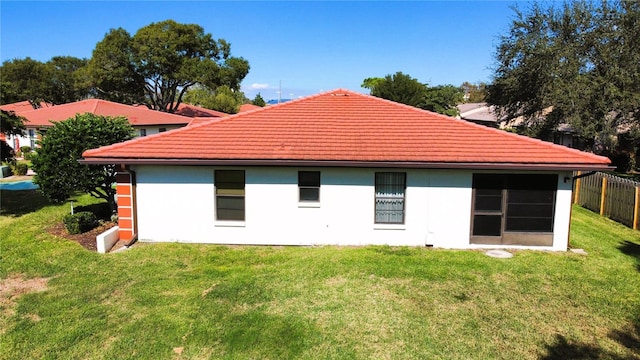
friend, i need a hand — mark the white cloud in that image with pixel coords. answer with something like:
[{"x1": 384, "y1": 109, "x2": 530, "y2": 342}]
[{"x1": 250, "y1": 83, "x2": 270, "y2": 90}]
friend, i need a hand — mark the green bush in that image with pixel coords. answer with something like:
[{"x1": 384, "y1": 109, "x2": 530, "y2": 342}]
[
  {"x1": 19, "y1": 146, "x2": 32, "y2": 154},
  {"x1": 63, "y1": 211, "x2": 98, "y2": 234},
  {"x1": 24, "y1": 151, "x2": 36, "y2": 161},
  {"x1": 12, "y1": 162, "x2": 28, "y2": 176}
]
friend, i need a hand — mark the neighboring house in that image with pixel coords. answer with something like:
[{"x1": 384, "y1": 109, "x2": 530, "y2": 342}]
[
  {"x1": 82, "y1": 89, "x2": 611, "y2": 251},
  {"x1": 0, "y1": 99, "x2": 227, "y2": 150},
  {"x1": 457, "y1": 103, "x2": 501, "y2": 128},
  {"x1": 0, "y1": 101, "x2": 51, "y2": 147},
  {"x1": 457, "y1": 103, "x2": 580, "y2": 148}
]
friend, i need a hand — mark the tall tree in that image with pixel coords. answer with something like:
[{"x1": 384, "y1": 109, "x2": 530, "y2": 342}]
[
  {"x1": 32, "y1": 114, "x2": 134, "y2": 211},
  {"x1": 423, "y1": 85, "x2": 465, "y2": 117},
  {"x1": 364, "y1": 72, "x2": 427, "y2": 108},
  {"x1": 487, "y1": 1, "x2": 640, "y2": 152},
  {"x1": 87, "y1": 28, "x2": 145, "y2": 105},
  {"x1": 48, "y1": 56, "x2": 92, "y2": 105},
  {"x1": 183, "y1": 85, "x2": 246, "y2": 114},
  {"x1": 1, "y1": 56, "x2": 91, "y2": 107},
  {"x1": 89, "y1": 20, "x2": 250, "y2": 113},
  {"x1": 363, "y1": 72, "x2": 464, "y2": 116},
  {"x1": 0, "y1": 58, "x2": 52, "y2": 107}
]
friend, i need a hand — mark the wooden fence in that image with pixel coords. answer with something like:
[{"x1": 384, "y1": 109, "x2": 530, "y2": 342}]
[{"x1": 574, "y1": 171, "x2": 640, "y2": 229}]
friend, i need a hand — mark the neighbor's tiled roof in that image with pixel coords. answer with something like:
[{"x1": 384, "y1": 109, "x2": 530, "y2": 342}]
[
  {"x1": 457, "y1": 102, "x2": 500, "y2": 123},
  {"x1": 239, "y1": 103, "x2": 262, "y2": 112},
  {"x1": 174, "y1": 103, "x2": 228, "y2": 118},
  {"x1": 83, "y1": 89, "x2": 611, "y2": 169},
  {"x1": 11, "y1": 99, "x2": 193, "y2": 127},
  {"x1": 0, "y1": 101, "x2": 51, "y2": 114}
]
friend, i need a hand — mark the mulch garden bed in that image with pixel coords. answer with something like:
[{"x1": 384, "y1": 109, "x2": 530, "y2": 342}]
[{"x1": 48, "y1": 221, "x2": 117, "y2": 252}]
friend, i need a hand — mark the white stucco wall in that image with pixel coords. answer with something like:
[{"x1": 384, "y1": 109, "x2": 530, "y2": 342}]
[
  {"x1": 5, "y1": 130, "x2": 37, "y2": 150},
  {"x1": 133, "y1": 125, "x2": 184, "y2": 137},
  {"x1": 130, "y1": 165, "x2": 574, "y2": 250}
]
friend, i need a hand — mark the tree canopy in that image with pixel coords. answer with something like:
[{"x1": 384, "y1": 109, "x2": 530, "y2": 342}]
[
  {"x1": 252, "y1": 93, "x2": 266, "y2": 107},
  {"x1": 88, "y1": 20, "x2": 250, "y2": 113},
  {"x1": 487, "y1": 1, "x2": 640, "y2": 151},
  {"x1": 363, "y1": 72, "x2": 427, "y2": 108},
  {"x1": 32, "y1": 114, "x2": 134, "y2": 211},
  {"x1": 0, "y1": 57, "x2": 90, "y2": 107},
  {"x1": 460, "y1": 82, "x2": 488, "y2": 103},
  {"x1": 362, "y1": 72, "x2": 464, "y2": 116},
  {"x1": 183, "y1": 85, "x2": 248, "y2": 114}
]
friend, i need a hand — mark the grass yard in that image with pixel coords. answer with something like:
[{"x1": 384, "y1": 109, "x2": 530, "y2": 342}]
[{"x1": 1, "y1": 190, "x2": 639, "y2": 359}]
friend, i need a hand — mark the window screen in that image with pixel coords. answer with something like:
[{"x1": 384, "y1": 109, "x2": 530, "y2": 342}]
[
  {"x1": 375, "y1": 172, "x2": 406, "y2": 224},
  {"x1": 215, "y1": 170, "x2": 245, "y2": 221},
  {"x1": 298, "y1": 171, "x2": 320, "y2": 202}
]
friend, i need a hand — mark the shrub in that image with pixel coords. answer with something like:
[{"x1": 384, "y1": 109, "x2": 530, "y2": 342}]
[
  {"x1": 24, "y1": 151, "x2": 36, "y2": 161},
  {"x1": 20, "y1": 146, "x2": 32, "y2": 154},
  {"x1": 12, "y1": 162, "x2": 28, "y2": 176},
  {"x1": 63, "y1": 211, "x2": 98, "y2": 234}
]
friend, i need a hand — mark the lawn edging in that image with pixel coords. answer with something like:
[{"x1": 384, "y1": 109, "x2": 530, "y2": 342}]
[{"x1": 96, "y1": 225, "x2": 119, "y2": 253}]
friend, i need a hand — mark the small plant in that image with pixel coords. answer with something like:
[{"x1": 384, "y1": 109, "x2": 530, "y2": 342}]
[
  {"x1": 12, "y1": 162, "x2": 28, "y2": 176},
  {"x1": 63, "y1": 211, "x2": 98, "y2": 234},
  {"x1": 19, "y1": 146, "x2": 32, "y2": 154}
]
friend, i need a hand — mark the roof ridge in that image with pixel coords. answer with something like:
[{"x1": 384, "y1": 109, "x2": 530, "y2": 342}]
[{"x1": 90, "y1": 98, "x2": 100, "y2": 113}]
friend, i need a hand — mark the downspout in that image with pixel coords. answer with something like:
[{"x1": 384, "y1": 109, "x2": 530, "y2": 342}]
[{"x1": 125, "y1": 234, "x2": 138, "y2": 248}]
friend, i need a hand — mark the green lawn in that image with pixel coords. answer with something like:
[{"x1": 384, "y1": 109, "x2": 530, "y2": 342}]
[{"x1": 1, "y1": 191, "x2": 639, "y2": 359}]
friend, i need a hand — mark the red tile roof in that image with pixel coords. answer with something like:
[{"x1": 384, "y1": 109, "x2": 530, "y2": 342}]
[
  {"x1": 174, "y1": 103, "x2": 228, "y2": 118},
  {"x1": 82, "y1": 89, "x2": 611, "y2": 170},
  {"x1": 8, "y1": 99, "x2": 192, "y2": 127},
  {"x1": 239, "y1": 103, "x2": 262, "y2": 112},
  {"x1": 0, "y1": 101, "x2": 51, "y2": 114}
]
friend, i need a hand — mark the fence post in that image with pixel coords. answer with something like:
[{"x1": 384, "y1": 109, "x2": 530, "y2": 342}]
[
  {"x1": 634, "y1": 186, "x2": 640, "y2": 230},
  {"x1": 574, "y1": 171, "x2": 582, "y2": 204},
  {"x1": 600, "y1": 177, "x2": 607, "y2": 216}
]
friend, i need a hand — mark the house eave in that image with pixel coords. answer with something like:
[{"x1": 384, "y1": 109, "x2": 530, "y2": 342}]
[{"x1": 80, "y1": 157, "x2": 613, "y2": 171}]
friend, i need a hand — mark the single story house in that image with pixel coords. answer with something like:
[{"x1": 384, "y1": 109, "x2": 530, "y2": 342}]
[
  {"x1": 82, "y1": 89, "x2": 611, "y2": 251},
  {"x1": 0, "y1": 99, "x2": 227, "y2": 150}
]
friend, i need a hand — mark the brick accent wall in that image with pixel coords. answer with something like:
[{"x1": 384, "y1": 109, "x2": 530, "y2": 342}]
[{"x1": 116, "y1": 171, "x2": 136, "y2": 241}]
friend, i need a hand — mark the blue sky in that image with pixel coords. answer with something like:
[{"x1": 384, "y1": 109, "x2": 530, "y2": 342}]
[{"x1": 1, "y1": 1, "x2": 519, "y2": 101}]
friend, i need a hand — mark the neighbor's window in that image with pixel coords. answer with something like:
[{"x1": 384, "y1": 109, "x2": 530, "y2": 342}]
[
  {"x1": 215, "y1": 170, "x2": 245, "y2": 221},
  {"x1": 28, "y1": 129, "x2": 36, "y2": 148},
  {"x1": 159, "y1": 127, "x2": 167, "y2": 133},
  {"x1": 298, "y1": 171, "x2": 320, "y2": 202},
  {"x1": 139, "y1": 129, "x2": 147, "y2": 137},
  {"x1": 375, "y1": 172, "x2": 406, "y2": 224}
]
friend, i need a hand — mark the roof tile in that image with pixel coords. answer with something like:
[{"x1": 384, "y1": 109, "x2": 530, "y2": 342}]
[
  {"x1": 83, "y1": 89, "x2": 611, "y2": 168},
  {"x1": 6, "y1": 99, "x2": 193, "y2": 127}
]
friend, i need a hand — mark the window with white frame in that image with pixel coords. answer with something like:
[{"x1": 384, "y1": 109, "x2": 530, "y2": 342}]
[
  {"x1": 298, "y1": 171, "x2": 320, "y2": 202},
  {"x1": 215, "y1": 170, "x2": 245, "y2": 221},
  {"x1": 28, "y1": 129, "x2": 36, "y2": 148},
  {"x1": 374, "y1": 172, "x2": 406, "y2": 224}
]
